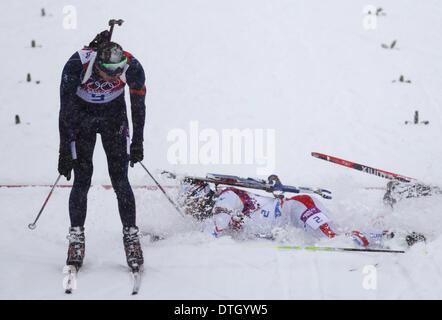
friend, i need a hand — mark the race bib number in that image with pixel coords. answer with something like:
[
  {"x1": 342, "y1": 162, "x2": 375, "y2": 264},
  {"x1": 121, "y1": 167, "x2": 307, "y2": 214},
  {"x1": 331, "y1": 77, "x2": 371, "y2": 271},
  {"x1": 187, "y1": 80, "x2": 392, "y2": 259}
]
[{"x1": 300, "y1": 206, "x2": 329, "y2": 230}]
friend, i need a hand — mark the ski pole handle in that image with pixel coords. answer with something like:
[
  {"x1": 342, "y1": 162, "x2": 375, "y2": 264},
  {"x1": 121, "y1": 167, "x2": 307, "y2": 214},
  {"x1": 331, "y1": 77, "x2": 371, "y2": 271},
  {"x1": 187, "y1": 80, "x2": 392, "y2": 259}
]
[{"x1": 28, "y1": 174, "x2": 62, "y2": 230}]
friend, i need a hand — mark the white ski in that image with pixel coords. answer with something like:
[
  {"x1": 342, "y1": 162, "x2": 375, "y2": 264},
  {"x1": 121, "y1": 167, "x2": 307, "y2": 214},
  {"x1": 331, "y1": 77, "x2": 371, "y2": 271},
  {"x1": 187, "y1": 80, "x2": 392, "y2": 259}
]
[
  {"x1": 63, "y1": 265, "x2": 78, "y2": 294},
  {"x1": 131, "y1": 267, "x2": 143, "y2": 295}
]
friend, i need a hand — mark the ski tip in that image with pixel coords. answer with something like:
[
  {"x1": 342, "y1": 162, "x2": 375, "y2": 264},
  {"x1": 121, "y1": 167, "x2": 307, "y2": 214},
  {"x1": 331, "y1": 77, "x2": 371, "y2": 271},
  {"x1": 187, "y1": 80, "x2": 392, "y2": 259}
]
[{"x1": 311, "y1": 152, "x2": 321, "y2": 158}]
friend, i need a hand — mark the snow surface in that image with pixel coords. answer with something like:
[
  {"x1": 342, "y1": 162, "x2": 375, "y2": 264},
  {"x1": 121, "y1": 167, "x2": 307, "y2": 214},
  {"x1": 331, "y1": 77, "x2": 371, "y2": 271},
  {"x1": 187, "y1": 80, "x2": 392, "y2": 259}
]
[{"x1": 1, "y1": 0, "x2": 442, "y2": 299}]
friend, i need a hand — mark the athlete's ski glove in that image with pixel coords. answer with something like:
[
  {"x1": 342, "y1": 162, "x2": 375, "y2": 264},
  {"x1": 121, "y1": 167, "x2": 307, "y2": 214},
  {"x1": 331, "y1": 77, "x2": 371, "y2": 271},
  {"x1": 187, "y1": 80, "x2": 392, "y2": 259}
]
[
  {"x1": 230, "y1": 210, "x2": 245, "y2": 231},
  {"x1": 130, "y1": 141, "x2": 144, "y2": 167},
  {"x1": 58, "y1": 152, "x2": 73, "y2": 181}
]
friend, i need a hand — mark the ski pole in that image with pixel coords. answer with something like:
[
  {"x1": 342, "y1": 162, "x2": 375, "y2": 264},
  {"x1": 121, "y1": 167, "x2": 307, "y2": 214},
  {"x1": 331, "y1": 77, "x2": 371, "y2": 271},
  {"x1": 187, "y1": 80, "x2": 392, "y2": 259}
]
[
  {"x1": 137, "y1": 162, "x2": 185, "y2": 217},
  {"x1": 277, "y1": 245, "x2": 405, "y2": 254},
  {"x1": 184, "y1": 173, "x2": 333, "y2": 200},
  {"x1": 28, "y1": 174, "x2": 62, "y2": 230}
]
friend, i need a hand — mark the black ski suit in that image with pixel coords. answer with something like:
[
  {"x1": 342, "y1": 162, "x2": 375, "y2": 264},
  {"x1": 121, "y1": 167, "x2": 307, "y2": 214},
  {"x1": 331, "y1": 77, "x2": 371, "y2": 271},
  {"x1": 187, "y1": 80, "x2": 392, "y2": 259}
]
[{"x1": 59, "y1": 47, "x2": 146, "y2": 227}]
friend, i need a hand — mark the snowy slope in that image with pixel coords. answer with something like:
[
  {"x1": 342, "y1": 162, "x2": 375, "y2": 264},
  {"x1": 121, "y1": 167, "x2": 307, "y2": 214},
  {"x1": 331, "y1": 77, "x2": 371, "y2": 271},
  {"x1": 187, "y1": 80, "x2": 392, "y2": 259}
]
[{"x1": 0, "y1": 0, "x2": 441, "y2": 299}]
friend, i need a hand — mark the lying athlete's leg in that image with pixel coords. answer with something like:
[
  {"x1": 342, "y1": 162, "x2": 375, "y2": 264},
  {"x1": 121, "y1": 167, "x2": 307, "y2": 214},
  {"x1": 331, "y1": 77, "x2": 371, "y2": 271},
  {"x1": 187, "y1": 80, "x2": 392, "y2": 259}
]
[{"x1": 283, "y1": 194, "x2": 339, "y2": 239}]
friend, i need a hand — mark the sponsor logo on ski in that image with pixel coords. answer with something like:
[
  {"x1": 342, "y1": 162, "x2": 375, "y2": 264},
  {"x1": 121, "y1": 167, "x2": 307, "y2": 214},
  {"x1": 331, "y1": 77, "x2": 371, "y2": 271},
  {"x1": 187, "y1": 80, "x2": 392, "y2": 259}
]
[{"x1": 361, "y1": 166, "x2": 390, "y2": 178}]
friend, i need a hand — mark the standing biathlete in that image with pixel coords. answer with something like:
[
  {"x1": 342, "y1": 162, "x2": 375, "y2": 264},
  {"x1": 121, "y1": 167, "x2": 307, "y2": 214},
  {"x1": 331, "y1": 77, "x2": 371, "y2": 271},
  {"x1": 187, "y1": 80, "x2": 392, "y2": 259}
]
[{"x1": 58, "y1": 31, "x2": 146, "y2": 271}]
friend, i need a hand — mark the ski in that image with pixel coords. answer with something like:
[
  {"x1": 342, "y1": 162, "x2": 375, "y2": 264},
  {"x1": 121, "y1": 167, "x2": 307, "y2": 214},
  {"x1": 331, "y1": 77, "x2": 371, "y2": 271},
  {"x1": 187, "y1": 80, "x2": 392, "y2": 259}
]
[
  {"x1": 63, "y1": 264, "x2": 142, "y2": 295},
  {"x1": 131, "y1": 266, "x2": 143, "y2": 295},
  {"x1": 277, "y1": 245, "x2": 405, "y2": 254},
  {"x1": 311, "y1": 152, "x2": 416, "y2": 183},
  {"x1": 165, "y1": 171, "x2": 332, "y2": 199},
  {"x1": 63, "y1": 265, "x2": 78, "y2": 294}
]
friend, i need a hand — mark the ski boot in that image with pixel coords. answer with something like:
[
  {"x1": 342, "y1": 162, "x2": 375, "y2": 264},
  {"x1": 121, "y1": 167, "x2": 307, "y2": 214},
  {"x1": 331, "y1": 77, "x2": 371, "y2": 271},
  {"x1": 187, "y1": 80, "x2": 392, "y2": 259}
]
[
  {"x1": 405, "y1": 232, "x2": 426, "y2": 247},
  {"x1": 349, "y1": 230, "x2": 395, "y2": 248},
  {"x1": 66, "y1": 226, "x2": 85, "y2": 271},
  {"x1": 383, "y1": 181, "x2": 437, "y2": 207},
  {"x1": 123, "y1": 226, "x2": 144, "y2": 271}
]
